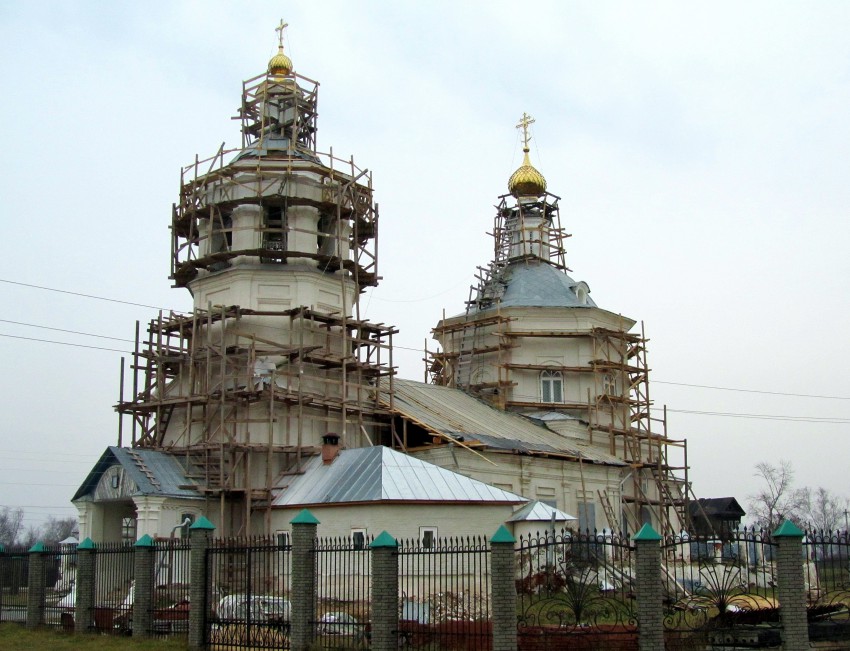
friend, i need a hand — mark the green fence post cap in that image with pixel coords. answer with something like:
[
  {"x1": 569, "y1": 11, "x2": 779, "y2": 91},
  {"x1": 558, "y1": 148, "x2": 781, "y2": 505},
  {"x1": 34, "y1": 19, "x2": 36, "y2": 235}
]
[
  {"x1": 29, "y1": 541, "x2": 46, "y2": 552},
  {"x1": 135, "y1": 534, "x2": 155, "y2": 547},
  {"x1": 370, "y1": 531, "x2": 398, "y2": 548},
  {"x1": 189, "y1": 515, "x2": 216, "y2": 531},
  {"x1": 633, "y1": 523, "x2": 662, "y2": 541},
  {"x1": 491, "y1": 525, "x2": 516, "y2": 544},
  {"x1": 290, "y1": 508, "x2": 320, "y2": 525},
  {"x1": 773, "y1": 519, "x2": 805, "y2": 538},
  {"x1": 77, "y1": 537, "x2": 96, "y2": 550}
]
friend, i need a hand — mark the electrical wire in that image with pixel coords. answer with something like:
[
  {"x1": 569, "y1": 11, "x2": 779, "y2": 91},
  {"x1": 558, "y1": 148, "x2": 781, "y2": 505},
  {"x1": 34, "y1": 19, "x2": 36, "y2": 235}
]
[{"x1": 0, "y1": 278, "x2": 174, "y2": 311}]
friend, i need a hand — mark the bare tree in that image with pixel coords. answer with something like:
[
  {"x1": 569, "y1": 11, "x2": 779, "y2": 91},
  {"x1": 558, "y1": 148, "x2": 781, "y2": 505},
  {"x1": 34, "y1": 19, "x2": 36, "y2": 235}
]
[
  {"x1": 748, "y1": 460, "x2": 809, "y2": 531},
  {"x1": 0, "y1": 507, "x2": 24, "y2": 547},
  {"x1": 804, "y1": 486, "x2": 848, "y2": 532},
  {"x1": 40, "y1": 516, "x2": 78, "y2": 544}
]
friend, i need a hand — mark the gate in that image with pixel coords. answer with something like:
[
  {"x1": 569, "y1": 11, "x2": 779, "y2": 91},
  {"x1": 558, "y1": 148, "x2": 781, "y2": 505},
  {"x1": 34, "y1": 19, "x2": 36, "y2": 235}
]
[
  {"x1": 516, "y1": 529, "x2": 637, "y2": 650},
  {"x1": 662, "y1": 529, "x2": 779, "y2": 650},
  {"x1": 205, "y1": 536, "x2": 291, "y2": 649}
]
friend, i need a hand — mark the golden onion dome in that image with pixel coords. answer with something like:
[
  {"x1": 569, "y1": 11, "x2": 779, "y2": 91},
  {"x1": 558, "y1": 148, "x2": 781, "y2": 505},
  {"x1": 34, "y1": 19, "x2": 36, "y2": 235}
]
[
  {"x1": 268, "y1": 46, "x2": 293, "y2": 76},
  {"x1": 508, "y1": 148, "x2": 547, "y2": 198}
]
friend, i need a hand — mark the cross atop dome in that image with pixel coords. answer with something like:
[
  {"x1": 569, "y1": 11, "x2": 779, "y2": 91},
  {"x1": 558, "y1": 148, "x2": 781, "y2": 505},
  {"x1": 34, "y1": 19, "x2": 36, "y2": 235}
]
[
  {"x1": 275, "y1": 19, "x2": 288, "y2": 48},
  {"x1": 508, "y1": 112, "x2": 546, "y2": 198},
  {"x1": 268, "y1": 19, "x2": 293, "y2": 77},
  {"x1": 516, "y1": 112, "x2": 536, "y2": 152}
]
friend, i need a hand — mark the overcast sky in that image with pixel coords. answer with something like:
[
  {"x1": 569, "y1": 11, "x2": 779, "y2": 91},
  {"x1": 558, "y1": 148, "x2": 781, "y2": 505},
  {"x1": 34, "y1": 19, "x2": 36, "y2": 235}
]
[{"x1": 1, "y1": 1, "x2": 848, "y2": 532}]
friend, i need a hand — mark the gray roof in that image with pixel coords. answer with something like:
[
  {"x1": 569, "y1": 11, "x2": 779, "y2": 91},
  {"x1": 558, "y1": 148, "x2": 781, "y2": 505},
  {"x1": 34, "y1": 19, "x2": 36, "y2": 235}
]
[
  {"x1": 72, "y1": 447, "x2": 203, "y2": 501},
  {"x1": 272, "y1": 446, "x2": 527, "y2": 507},
  {"x1": 474, "y1": 261, "x2": 597, "y2": 311},
  {"x1": 508, "y1": 500, "x2": 577, "y2": 522},
  {"x1": 380, "y1": 379, "x2": 625, "y2": 466}
]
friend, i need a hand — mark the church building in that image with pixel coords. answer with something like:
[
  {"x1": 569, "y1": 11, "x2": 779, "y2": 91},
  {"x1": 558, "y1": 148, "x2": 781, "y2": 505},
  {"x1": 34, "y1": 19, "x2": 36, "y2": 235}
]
[{"x1": 72, "y1": 24, "x2": 691, "y2": 543}]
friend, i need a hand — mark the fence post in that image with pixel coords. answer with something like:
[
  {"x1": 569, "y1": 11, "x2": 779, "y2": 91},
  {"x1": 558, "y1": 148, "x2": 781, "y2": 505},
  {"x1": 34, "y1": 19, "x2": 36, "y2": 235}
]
[
  {"x1": 774, "y1": 520, "x2": 810, "y2": 650},
  {"x1": 490, "y1": 525, "x2": 517, "y2": 651},
  {"x1": 188, "y1": 516, "x2": 215, "y2": 651},
  {"x1": 133, "y1": 534, "x2": 156, "y2": 638},
  {"x1": 25, "y1": 541, "x2": 47, "y2": 629},
  {"x1": 290, "y1": 509, "x2": 319, "y2": 651},
  {"x1": 370, "y1": 531, "x2": 399, "y2": 651},
  {"x1": 634, "y1": 524, "x2": 664, "y2": 651},
  {"x1": 74, "y1": 538, "x2": 97, "y2": 633}
]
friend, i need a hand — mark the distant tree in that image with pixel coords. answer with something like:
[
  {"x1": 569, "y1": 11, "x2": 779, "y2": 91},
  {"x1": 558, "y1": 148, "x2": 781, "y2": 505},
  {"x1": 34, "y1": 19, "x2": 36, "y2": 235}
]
[
  {"x1": 40, "y1": 516, "x2": 78, "y2": 544},
  {"x1": 0, "y1": 507, "x2": 24, "y2": 547},
  {"x1": 748, "y1": 460, "x2": 808, "y2": 531},
  {"x1": 804, "y1": 486, "x2": 848, "y2": 532},
  {"x1": 18, "y1": 524, "x2": 40, "y2": 549}
]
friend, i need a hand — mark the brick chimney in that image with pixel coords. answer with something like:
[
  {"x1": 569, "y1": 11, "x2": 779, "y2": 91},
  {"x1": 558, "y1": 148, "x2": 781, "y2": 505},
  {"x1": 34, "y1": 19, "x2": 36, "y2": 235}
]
[{"x1": 322, "y1": 433, "x2": 340, "y2": 464}]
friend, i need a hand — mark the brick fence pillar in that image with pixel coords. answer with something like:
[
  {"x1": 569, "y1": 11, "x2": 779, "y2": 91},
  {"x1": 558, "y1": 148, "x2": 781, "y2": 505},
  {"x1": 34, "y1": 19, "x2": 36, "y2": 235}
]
[
  {"x1": 290, "y1": 509, "x2": 319, "y2": 651},
  {"x1": 74, "y1": 538, "x2": 97, "y2": 633},
  {"x1": 188, "y1": 516, "x2": 215, "y2": 651},
  {"x1": 370, "y1": 531, "x2": 399, "y2": 651},
  {"x1": 26, "y1": 541, "x2": 49, "y2": 630},
  {"x1": 26, "y1": 541, "x2": 47, "y2": 629},
  {"x1": 133, "y1": 534, "x2": 157, "y2": 638},
  {"x1": 490, "y1": 525, "x2": 517, "y2": 651},
  {"x1": 774, "y1": 520, "x2": 810, "y2": 651},
  {"x1": 634, "y1": 524, "x2": 664, "y2": 651}
]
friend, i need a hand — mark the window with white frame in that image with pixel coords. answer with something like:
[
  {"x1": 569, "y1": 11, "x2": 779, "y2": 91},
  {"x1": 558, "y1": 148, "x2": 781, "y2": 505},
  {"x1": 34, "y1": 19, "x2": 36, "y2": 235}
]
[
  {"x1": 419, "y1": 526, "x2": 438, "y2": 549},
  {"x1": 275, "y1": 530, "x2": 290, "y2": 548},
  {"x1": 351, "y1": 528, "x2": 367, "y2": 550},
  {"x1": 540, "y1": 370, "x2": 563, "y2": 403}
]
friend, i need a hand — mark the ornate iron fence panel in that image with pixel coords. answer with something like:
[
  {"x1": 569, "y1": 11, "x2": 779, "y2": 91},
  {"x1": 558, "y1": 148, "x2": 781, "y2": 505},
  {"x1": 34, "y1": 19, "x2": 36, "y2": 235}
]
[
  {"x1": 803, "y1": 529, "x2": 850, "y2": 645},
  {"x1": 91, "y1": 542, "x2": 136, "y2": 634},
  {"x1": 206, "y1": 536, "x2": 291, "y2": 649},
  {"x1": 150, "y1": 537, "x2": 191, "y2": 638},
  {"x1": 0, "y1": 546, "x2": 29, "y2": 625},
  {"x1": 515, "y1": 529, "x2": 637, "y2": 650},
  {"x1": 312, "y1": 536, "x2": 372, "y2": 648},
  {"x1": 41, "y1": 543, "x2": 78, "y2": 631},
  {"x1": 662, "y1": 529, "x2": 780, "y2": 650},
  {"x1": 398, "y1": 536, "x2": 491, "y2": 650}
]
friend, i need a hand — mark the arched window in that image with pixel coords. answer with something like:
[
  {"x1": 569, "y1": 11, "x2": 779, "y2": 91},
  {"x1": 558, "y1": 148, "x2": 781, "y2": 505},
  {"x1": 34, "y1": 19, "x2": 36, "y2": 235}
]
[{"x1": 540, "y1": 370, "x2": 563, "y2": 403}]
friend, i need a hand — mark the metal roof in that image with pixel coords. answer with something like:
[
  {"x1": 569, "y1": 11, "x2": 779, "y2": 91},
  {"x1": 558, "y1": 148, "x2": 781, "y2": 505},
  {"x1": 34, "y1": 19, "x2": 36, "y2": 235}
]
[
  {"x1": 380, "y1": 379, "x2": 625, "y2": 466},
  {"x1": 272, "y1": 446, "x2": 527, "y2": 507},
  {"x1": 473, "y1": 261, "x2": 597, "y2": 311},
  {"x1": 72, "y1": 447, "x2": 203, "y2": 502},
  {"x1": 508, "y1": 500, "x2": 577, "y2": 522}
]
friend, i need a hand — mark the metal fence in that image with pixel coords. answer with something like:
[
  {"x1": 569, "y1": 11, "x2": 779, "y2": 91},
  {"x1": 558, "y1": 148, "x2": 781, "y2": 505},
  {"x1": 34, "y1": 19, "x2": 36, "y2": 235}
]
[
  {"x1": 515, "y1": 529, "x2": 637, "y2": 650},
  {"x1": 151, "y1": 537, "x2": 192, "y2": 637},
  {"x1": 662, "y1": 528, "x2": 779, "y2": 650},
  {"x1": 398, "y1": 535, "x2": 492, "y2": 650},
  {"x1": 313, "y1": 536, "x2": 372, "y2": 648},
  {"x1": 41, "y1": 543, "x2": 78, "y2": 631},
  {"x1": 90, "y1": 542, "x2": 135, "y2": 634},
  {"x1": 803, "y1": 529, "x2": 850, "y2": 645},
  {"x1": 0, "y1": 546, "x2": 29, "y2": 625},
  {"x1": 206, "y1": 536, "x2": 291, "y2": 649}
]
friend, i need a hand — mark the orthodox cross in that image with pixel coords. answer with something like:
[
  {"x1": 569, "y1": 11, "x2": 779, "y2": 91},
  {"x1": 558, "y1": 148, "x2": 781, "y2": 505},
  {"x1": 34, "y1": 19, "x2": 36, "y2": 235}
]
[
  {"x1": 275, "y1": 19, "x2": 289, "y2": 48},
  {"x1": 516, "y1": 112, "x2": 535, "y2": 151}
]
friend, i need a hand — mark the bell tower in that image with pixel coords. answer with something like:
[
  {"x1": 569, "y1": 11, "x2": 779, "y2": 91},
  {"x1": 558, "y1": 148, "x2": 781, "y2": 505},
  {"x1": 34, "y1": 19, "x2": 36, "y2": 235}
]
[{"x1": 117, "y1": 24, "x2": 395, "y2": 535}]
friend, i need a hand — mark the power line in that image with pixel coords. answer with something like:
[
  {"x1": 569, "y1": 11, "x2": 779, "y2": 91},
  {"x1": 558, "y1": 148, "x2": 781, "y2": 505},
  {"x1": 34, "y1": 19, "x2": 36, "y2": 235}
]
[
  {"x1": 666, "y1": 408, "x2": 850, "y2": 423},
  {"x1": 0, "y1": 278, "x2": 172, "y2": 311},
  {"x1": 655, "y1": 380, "x2": 850, "y2": 401},
  {"x1": 2, "y1": 280, "x2": 848, "y2": 402},
  {"x1": 0, "y1": 319, "x2": 134, "y2": 343},
  {"x1": 0, "y1": 333, "x2": 128, "y2": 354}
]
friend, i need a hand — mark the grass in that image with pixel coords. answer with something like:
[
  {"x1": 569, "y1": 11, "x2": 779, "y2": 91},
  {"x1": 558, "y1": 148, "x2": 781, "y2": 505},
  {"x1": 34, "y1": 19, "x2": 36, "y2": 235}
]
[{"x1": 0, "y1": 623, "x2": 187, "y2": 651}]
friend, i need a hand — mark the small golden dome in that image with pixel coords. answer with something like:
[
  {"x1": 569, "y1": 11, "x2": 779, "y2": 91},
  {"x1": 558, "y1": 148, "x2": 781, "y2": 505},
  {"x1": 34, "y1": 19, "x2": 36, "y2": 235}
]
[
  {"x1": 268, "y1": 46, "x2": 293, "y2": 76},
  {"x1": 508, "y1": 148, "x2": 547, "y2": 198}
]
